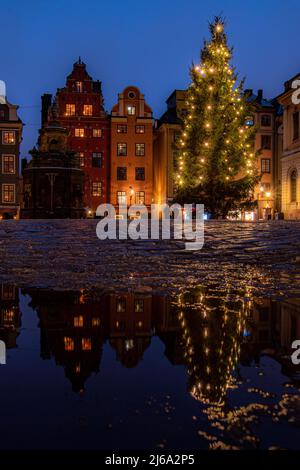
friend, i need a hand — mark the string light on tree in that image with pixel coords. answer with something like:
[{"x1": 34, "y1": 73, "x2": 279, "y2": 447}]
[{"x1": 175, "y1": 16, "x2": 258, "y2": 218}]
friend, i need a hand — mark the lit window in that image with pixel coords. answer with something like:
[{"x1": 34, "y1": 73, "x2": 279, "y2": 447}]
[
  {"x1": 93, "y1": 128, "x2": 102, "y2": 137},
  {"x1": 127, "y1": 105, "x2": 136, "y2": 115},
  {"x1": 117, "y1": 143, "x2": 127, "y2": 156},
  {"x1": 92, "y1": 317, "x2": 101, "y2": 327},
  {"x1": 2, "y1": 309, "x2": 14, "y2": 325},
  {"x1": 117, "y1": 124, "x2": 127, "y2": 133},
  {"x1": 291, "y1": 169, "x2": 297, "y2": 202},
  {"x1": 75, "y1": 363, "x2": 81, "y2": 373},
  {"x1": 92, "y1": 153, "x2": 103, "y2": 168},
  {"x1": 2, "y1": 184, "x2": 15, "y2": 203},
  {"x1": 66, "y1": 104, "x2": 75, "y2": 116},
  {"x1": 125, "y1": 339, "x2": 134, "y2": 350},
  {"x1": 261, "y1": 135, "x2": 271, "y2": 150},
  {"x1": 135, "y1": 125, "x2": 145, "y2": 134},
  {"x1": 92, "y1": 181, "x2": 102, "y2": 197},
  {"x1": 135, "y1": 143, "x2": 145, "y2": 156},
  {"x1": 116, "y1": 298, "x2": 126, "y2": 313},
  {"x1": 134, "y1": 299, "x2": 144, "y2": 313},
  {"x1": 75, "y1": 128, "x2": 85, "y2": 137},
  {"x1": 138, "y1": 321, "x2": 143, "y2": 328},
  {"x1": 117, "y1": 191, "x2": 126, "y2": 205},
  {"x1": 2, "y1": 131, "x2": 15, "y2": 145},
  {"x1": 74, "y1": 316, "x2": 84, "y2": 327},
  {"x1": 135, "y1": 191, "x2": 145, "y2": 204},
  {"x1": 117, "y1": 167, "x2": 127, "y2": 180},
  {"x1": 75, "y1": 81, "x2": 83, "y2": 92},
  {"x1": 64, "y1": 336, "x2": 74, "y2": 351},
  {"x1": 82, "y1": 338, "x2": 92, "y2": 351},
  {"x1": 2, "y1": 155, "x2": 15, "y2": 174},
  {"x1": 83, "y1": 105, "x2": 93, "y2": 116},
  {"x1": 79, "y1": 152, "x2": 84, "y2": 167},
  {"x1": 261, "y1": 114, "x2": 271, "y2": 127},
  {"x1": 245, "y1": 115, "x2": 254, "y2": 126},
  {"x1": 261, "y1": 158, "x2": 271, "y2": 173}
]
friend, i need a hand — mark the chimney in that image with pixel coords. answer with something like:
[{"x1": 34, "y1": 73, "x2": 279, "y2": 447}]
[
  {"x1": 41, "y1": 93, "x2": 52, "y2": 128},
  {"x1": 257, "y1": 89, "x2": 263, "y2": 103}
]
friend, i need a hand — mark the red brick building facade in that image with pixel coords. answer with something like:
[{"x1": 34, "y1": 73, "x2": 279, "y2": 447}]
[{"x1": 42, "y1": 59, "x2": 110, "y2": 215}]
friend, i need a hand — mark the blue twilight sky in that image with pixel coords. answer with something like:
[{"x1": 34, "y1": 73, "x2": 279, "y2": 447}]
[{"x1": 1, "y1": 0, "x2": 300, "y2": 159}]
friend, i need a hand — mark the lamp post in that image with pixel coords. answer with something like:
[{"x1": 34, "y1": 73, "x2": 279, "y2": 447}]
[{"x1": 129, "y1": 186, "x2": 134, "y2": 205}]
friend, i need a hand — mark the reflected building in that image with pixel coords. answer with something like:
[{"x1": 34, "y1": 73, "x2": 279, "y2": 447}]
[
  {"x1": 0, "y1": 285, "x2": 21, "y2": 348},
  {"x1": 25, "y1": 289, "x2": 109, "y2": 392},
  {"x1": 20, "y1": 286, "x2": 300, "y2": 396},
  {"x1": 109, "y1": 292, "x2": 153, "y2": 368}
]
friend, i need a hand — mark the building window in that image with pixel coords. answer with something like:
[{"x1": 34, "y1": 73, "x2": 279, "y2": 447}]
[
  {"x1": 134, "y1": 299, "x2": 144, "y2": 313},
  {"x1": 116, "y1": 297, "x2": 126, "y2": 313},
  {"x1": 261, "y1": 158, "x2": 271, "y2": 173},
  {"x1": 135, "y1": 143, "x2": 145, "y2": 156},
  {"x1": 75, "y1": 81, "x2": 83, "y2": 92},
  {"x1": 135, "y1": 191, "x2": 145, "y2": 204},
  {"x1": 135, "y1": 167, "x2": 145, "y2": 180},
  {"x1": 2, "y1": 184, "x2": 15, "y2": 203},
  {"x1": 93, "y1": 128, "x2": 102, "y2": 137},
  {"x1": 64, "y1": 336, "x2": 74, "y2": 351},
  {"x1": 261, "y1": 135, "x2": 271, "y2": 149},
  {"x1": 117, "y1": 143, "x2": 127, "y2": 156},
  {"x1": 245, "y1": 115, "x2": 255, "y2": 126},
  {"x1": 75, "y1": 128, "x2": 85, "y2": 137},
  {"x1": 82, "y1": 338, "x2": 92, "y2": 351},
  {"x1": 2, "y1": 285, "x2": 15, "y2": 300},
  {"x1": 135, "y1": 125, "x2": 145, "y2": 134},
  {"x1": 83, "y1": 105, "x2": 93, "y2": 116},
  {"x1": 2, "y1": 131, "x2": 15, "y2": 145},
  {"x1": 92, "y1": 153, "x2": 103, "y2": 168},
  {"x1": 0, "y1": 110, "x2": 5, "y2": 120},
  {"x1": 92, "y1": 317, "x2": 101, "y2": 327},
  {"x1": 79, "y1": 152, "x2": 84, "y2": 167},
  {"x1": 66, "y1": 104, "x2": 75, "y2": 116},
  {"x1": 127, "y1": 105, "x2": 136, "y2": 115},
  {"x1": 261, "y1": 114, "x2": 271, "y2": 127},
  {"x1": 291, "y1": 169, "x2": 297, "y2": 202},
  {"x1": 117, "y1": 124, "x2": 127, "y2": 133},
  {"x1": 92, "y1": 182, "x2": 102, "y2": 197},
  {"x1": 117, "y1": 191, "x2": 126, "y2": 205},
  {"x1": 74, "y1": 316, "x2": 84, "y2": 327},
  {"x1": 293, "y1": 111, "x2": 299, "y2": 141},
  {"x1": 117, "y1": 167, "x2": 127, "y2": 180},
  {"x1": 2, "y1": 155, "x2": 15, "y2": 174}
]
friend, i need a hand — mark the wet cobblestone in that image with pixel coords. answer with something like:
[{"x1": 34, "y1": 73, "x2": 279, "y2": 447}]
[{"x1": 0, "y1": 220, "x2": 300, "y2": 296}]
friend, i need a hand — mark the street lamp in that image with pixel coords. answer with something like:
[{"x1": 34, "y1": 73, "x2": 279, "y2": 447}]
[{"x1": 129, "y1": 186, "x2": 134, "y2": 205}]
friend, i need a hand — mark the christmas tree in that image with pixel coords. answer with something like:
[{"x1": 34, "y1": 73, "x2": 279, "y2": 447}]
[{"x1": 175, "y1": 17, "x2": 259, "y2": 218}]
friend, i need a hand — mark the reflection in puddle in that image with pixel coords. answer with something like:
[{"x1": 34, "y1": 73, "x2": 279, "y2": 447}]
[{"x1": 0, "y1": 284, "x2": 299, "y2": 449}]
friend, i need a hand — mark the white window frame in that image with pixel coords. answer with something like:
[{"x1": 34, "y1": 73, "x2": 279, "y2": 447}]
[
  {"x1": 2, "y1": 154, "x2": 15, "y2": 174},
  {"x1": 2, "y1": 130, "x2": 16, "y2": 145},
  {"x1": 2, "y1": 183, "x2": 15, "y2": 203}
]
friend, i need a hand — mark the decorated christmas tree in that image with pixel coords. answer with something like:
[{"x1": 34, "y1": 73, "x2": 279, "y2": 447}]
[{"x1": 175, "y1": 17, "x2": 259, "y2": 218}]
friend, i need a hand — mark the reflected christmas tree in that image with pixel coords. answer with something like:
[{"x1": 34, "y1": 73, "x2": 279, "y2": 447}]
[{"x1": 175, "y1": 286, "x2": 251, "y2": 405}]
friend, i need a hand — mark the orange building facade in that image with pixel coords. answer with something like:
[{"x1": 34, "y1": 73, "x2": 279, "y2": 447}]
[{"x1": 110, "y1": 86, "x2": 153, "y2": 207}]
